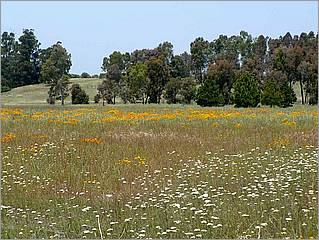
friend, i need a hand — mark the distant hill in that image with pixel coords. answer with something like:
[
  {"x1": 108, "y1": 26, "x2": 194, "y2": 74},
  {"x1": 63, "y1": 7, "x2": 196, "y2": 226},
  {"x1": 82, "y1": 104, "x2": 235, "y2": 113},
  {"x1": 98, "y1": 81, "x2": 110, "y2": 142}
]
[
  {"x1": 1, "y1": 77, "x2": 303, "y2": 105},
  {"x1": 1, "y1": 78, "x2": 102, "y2": 105}
]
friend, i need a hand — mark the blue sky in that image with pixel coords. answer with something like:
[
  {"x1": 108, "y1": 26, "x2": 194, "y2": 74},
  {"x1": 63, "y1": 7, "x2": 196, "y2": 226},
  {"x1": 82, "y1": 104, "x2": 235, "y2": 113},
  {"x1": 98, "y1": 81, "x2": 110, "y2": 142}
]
[{"x1": 2, "y1": 1, "x2": 317, "y2": 74}]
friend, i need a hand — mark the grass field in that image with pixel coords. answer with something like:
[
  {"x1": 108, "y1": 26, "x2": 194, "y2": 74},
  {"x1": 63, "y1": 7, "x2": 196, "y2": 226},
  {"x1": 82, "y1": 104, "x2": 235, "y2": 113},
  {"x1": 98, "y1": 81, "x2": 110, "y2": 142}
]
[{"x1": 1, "y1": 103, "x2": 317, "y2": 239}]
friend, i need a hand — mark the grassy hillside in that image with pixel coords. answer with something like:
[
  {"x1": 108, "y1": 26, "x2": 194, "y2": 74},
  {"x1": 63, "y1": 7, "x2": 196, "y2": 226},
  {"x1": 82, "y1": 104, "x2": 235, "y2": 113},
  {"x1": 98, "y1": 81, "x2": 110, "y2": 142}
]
[
  {"x1": 1, "y1": 78, "x2": 102, "y2": 105},
  {"x1": 1, "y1": 78, "x2": 303, "y2": 105}
]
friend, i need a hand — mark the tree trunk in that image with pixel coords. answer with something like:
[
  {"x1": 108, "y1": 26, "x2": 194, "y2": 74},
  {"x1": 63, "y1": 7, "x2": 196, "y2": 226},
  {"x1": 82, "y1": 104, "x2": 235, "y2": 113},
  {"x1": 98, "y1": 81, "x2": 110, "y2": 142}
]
[
  {"x1": 300, "y1": 77, "x2": 304, "y2": 105},
  {"x1": 61, "y1": 90, "x2": 64, "y2": 105},
  {"x1": 305, "y1": 77, "x2": 310, "y2": 104},
  {"x1": 113, "y1": 96, "x2": 116, "y2": 104},
  {"x1": 102, "y1": 98, "x2": 105, "y2": 106}
]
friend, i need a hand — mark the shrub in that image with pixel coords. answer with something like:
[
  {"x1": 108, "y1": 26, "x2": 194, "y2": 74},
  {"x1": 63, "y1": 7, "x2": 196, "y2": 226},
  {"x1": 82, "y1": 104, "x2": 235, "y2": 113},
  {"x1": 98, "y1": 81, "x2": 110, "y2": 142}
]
[
  {"x1": 81, "y1": 72, "x2": 91, "y2": 78},
  {"x1": 47, "y1": 97, "x2": 55, "y2": 105},
  {"x1": 261, "y1": 70, "x2": 296, "y2": 108},
  {"x1": 261, "y1": 78, "x2": 282, "y2": 107},
  {"x1": 1, "y1": 85, "x2": 11, "y2": 93},
  {"x1": 99, "y1": 73, "x2": 107, "y2": 79},
  {"x1": 233, "y1": 71, "x2": 261, "y2": 107},
  {"x1": 69, "y1": 73, "x2": 80, "y2": 78},
  {"x1": 196, "y1": 76, "x2": 224, "y2": 107},
  {"x1": 70, "y1": 84, "x2": 89, "y2": 104},
  {"x1": 280, "y1": 82, "x2": 297, "y2": 107},
  {"x1": 309, "y1": 96, "x2": 318, "y2": 105},
  {"x1": 94, "y1": 94, "x2": 101, "y2": 103}
]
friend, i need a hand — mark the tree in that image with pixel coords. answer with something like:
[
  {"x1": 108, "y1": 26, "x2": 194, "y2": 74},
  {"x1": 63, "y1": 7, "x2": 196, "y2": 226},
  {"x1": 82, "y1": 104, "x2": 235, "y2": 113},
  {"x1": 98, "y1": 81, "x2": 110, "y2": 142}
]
[
  {"x1": 157, "y1": 41, "x2": 174, "y2": 65},
  {"x1": 94, "y1": 94, "x2": 101, "y2": 103},
  {"x1": 125, "y1": 62, "x2": 148, "y2": 103},
  {"x1": 1, "y1": 29, "x2": 41, "y2": 90},
  {"x1": 237, "y1": 30, "x2": 254, "y2": 65},
  {"x1": 130, "y1": 49, "x2": 160, "y2": 64},
  {"x1": 298, "y1": 61, "x2": 312, "y2": 104},
  {"x1": 164, "y1": 78, "x2": 181, "y2": 104},
  {"x1": 233, "y1": 71, "x2": 261, "y2": 107},
  {"x1": 273, "y1": 46, "x2": 304, "y2": 94},
  {"x1": 170, "y1": 55, "x2": 190, "y2": 78},
  {"x1": 190, "y1": 37, "x2": 209, "y2": 83},
  {"x1": 97, "y1": 79, "x2": 114, "y2": 105},
  {"x1": 179, "y1": 77, "x2": 197, "y2": 104},
  {"x1": 101, "y1": 51, "x2": 131, "y2": 104},
  {"x1": 40, "y1": 42, "x2": 72, "y2": 105},
  {"x1": 118, "y1": 82, "x2": 130, "y2": 104},
  {"x1": 70, "y1": 84, "x2": 89, "y2": 104},
  {"x1": 261, "y1": 78, "x2": 282, "y2": 107},
  {"x1": 163, "y1": 76, "x2": 197, "y2": 104},
  {"x1": 285, "y1": 46, "x2": 304, "y2": 102},
  {"x1": 305, "y1": 49, "x2": 318, "y2": 104},
  {"x1": 209, "y1": 34, "x2": 241, "y2": 69},
  {"x1": 106, "y1": 64, "x2": 121, "y2": 104},
  {"x1": 1, "y1": 32, "x2": 16, "y2": 91},
  {"x1": 207, "y1": 59, "x2": 235, "y2": 104},
  {"x1": 69, "y1": 73, "x2": 80, "y2": 78},
  {"x1": 146, "y1": 58, "x2": 170, "y2": 104},
  {"x1": 47, "y1": 75, "x2": 71, "y2": 105},
  {"x1": 81, "y1": 72, "x2": 91, "y2": 78},
  {"x1": 280, "y1": 81, "x2": 297, "y2": 107},
  {"x1": 262, "y1": 70, "x2": 296, "y2": 108},
  {"x1": 102, "y1": 51, "x2": 129, "y2": 72},
  {"x1": 180, "y1": 51, "x2": 193, "y2": 76},
  {"x1": 16, "y1": 29, "x2": 41, "y2": 86},
  {"x1": 196, "y1": 75, "x2": 225, "y2": 107},
  {"x1": 282, "y1": 32, "x2": 293, "y2": 48},
  {"x1": 247, "y1": 34, "x2": 268, "y2": 82}
]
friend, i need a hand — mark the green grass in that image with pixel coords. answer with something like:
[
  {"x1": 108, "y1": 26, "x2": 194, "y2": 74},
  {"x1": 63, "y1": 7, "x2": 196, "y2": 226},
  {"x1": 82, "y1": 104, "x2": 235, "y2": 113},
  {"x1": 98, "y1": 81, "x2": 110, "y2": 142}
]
[
  {"x1": 1, "y1": 104, "x2": 317, "y2": 239},
  {"x1": 1, "y1": 78, "x2": 102, "y2": 105}
]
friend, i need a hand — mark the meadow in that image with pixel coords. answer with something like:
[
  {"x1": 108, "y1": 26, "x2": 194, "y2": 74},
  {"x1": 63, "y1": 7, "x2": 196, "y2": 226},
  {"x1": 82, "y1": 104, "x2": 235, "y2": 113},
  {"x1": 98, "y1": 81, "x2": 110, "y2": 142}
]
[{"x1": 1, "y1": 104, "x2": 318, "y2": 239}]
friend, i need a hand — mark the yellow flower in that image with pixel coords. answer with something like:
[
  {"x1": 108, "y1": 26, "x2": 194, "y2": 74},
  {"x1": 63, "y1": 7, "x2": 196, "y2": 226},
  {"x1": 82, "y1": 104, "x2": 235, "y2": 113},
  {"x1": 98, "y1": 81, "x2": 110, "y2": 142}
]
[
  {"x1": 1, "y1": 133, "x2": 15, "y2": 143},
  {"x1": 80, "y1": 137, "x2": 103, "y2": 144},
  {"x1": 118, "y1": 159, "x2": 132, "y2": 165},
  {"x1": 282, "y1": 119, "x2": 296, "y2": 126},
  {"x1": 211, "y1": 123, "x2": 219, "y2": 127}
]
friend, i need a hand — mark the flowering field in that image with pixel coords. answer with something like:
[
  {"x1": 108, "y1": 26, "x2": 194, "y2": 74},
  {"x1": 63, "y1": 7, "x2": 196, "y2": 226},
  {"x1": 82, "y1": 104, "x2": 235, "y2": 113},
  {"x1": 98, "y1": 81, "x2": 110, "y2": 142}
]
[{"x1": 1, "y1": 105, "x2": 318, "y2": 239}]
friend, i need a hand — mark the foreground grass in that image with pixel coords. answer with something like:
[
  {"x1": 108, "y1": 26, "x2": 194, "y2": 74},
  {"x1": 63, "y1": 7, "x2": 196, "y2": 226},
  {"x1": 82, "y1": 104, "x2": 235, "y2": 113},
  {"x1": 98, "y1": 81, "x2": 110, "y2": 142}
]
[{"x1": 1, "y1": 104, "x2": 317, "y2": 239}]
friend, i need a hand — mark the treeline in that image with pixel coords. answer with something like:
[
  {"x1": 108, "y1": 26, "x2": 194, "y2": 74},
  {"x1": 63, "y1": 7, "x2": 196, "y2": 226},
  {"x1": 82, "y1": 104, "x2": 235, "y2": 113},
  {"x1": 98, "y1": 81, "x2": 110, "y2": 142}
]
[
  {"x1": 1, "y1": 29, "x2": 85, "y2": 104},
  {"x1": 96, "y1": 31, "x2": 317, "y2": 107},
  {"x1": 1, "y1": 29, "x2": 318, "y2": 107}
]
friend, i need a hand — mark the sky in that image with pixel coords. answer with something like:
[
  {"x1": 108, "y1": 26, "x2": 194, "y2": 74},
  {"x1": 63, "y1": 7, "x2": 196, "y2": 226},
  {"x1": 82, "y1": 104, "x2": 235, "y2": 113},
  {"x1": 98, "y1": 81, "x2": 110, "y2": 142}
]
[{"x1": 2, "y1": 1, "x2": 317, "y2": 74}]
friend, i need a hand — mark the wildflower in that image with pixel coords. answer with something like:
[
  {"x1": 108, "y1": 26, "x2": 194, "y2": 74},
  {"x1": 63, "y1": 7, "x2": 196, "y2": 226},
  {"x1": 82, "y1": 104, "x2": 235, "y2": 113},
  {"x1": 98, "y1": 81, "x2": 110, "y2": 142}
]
[
  {"x1": 282, "y1": 118, "x2": 296, "y2": 126},
  {"x1": 1, "y1": 133, "x2": 15, "y2": 143},
  {"x1": 80, "y1": 137, "x2": 102, "y2": 144},
  {"x1": 81, "y1": 206, "x2": 91, "y2": 212}
]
